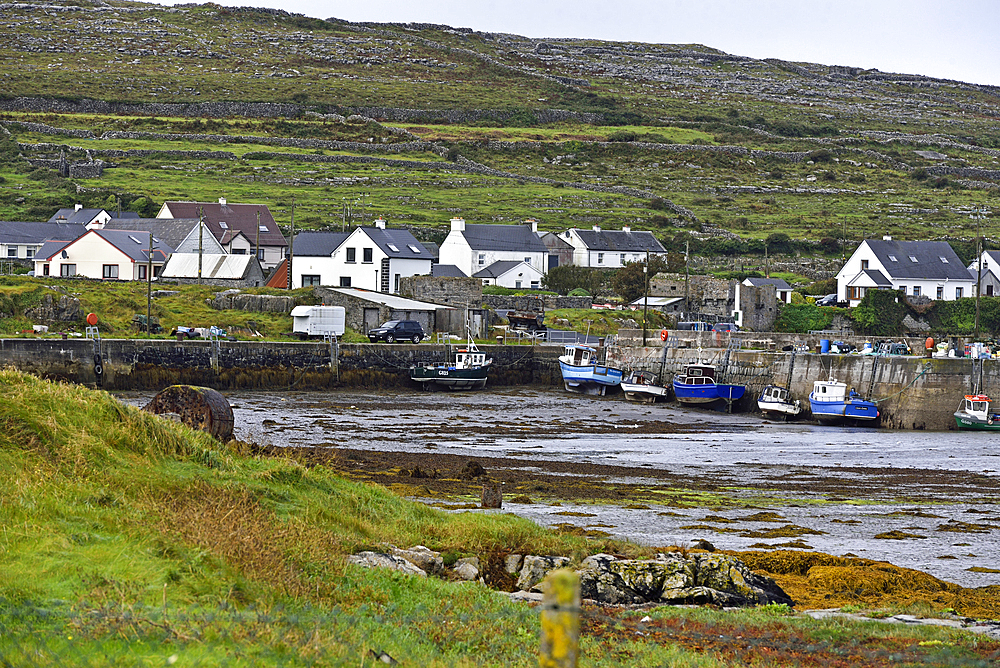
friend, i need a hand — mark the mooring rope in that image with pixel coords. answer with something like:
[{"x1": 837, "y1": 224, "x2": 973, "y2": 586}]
[{"x1": 870, "y1": 361, "x2": 933, "y2": 404}]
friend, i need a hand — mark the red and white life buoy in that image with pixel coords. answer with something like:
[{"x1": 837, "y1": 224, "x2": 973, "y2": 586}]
[{"x1": 660, "y1": 329, "x2": 669, "y2": 341}]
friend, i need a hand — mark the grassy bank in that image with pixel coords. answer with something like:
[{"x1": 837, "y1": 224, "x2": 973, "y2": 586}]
[{"x1": 1, "y1": 368, "x2": 999, "y2": 666}]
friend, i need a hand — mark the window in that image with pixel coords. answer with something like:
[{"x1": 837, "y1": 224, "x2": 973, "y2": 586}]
[
  {"x1": 394, "y1": 274, "x2": 400, "y2": 293},
  {"x1": 407, "y1": 245, "x2": 420, "y2": 253},
  {"x1": 301, "y1": 275, "x2": 321, "y2": 287},
  {"x1": 888, "y1": 255, "x2": 897, "y2": 262},
  {"x1": 363, "y1": 248, "x2": 373, "y2": 263},
  {"x1": 913, "y1": 286, "x2": 921, "y2": 297},
  {"x1": 909, "y1": 256, "x2": 918, "y2": 263},
  {"x1": 597, "y1": 252, "x2": 604, "y2": 265},
  {"x1": 387, "y1": 244, "x2": 400, "y2": 253},
  {"x1": 139, "y1": 265, "x2": 147, "y2": 280},
  {"x1": 621, "y1": 253, "x2": 627, "y2": 264},
  {"x1": 956, "y1": 287, "x2": 964, "y2": 299},
  {"x1": 989, "y1": 285, "x2": 995, "y2": 297},
  {"x1": 60, "y1": 264, "x2": 76, "y2": 277},
  {"x1": 478, "y1": 253, "x2": 485, "y2": 266},
  {"x1": 103, "y1": 264, "x2": 119, "y2": 279},
  {"x1": 153, "y1": 265, "x2": 161, "y2": 278},
  {"x1": 847, "y1": 286, "x2": 863, "y2": 300},
  {"x1": 515, "y1": 280, "x2": 522, "y2": 289},
  {"x1": 937, "y1": 286, "x2": 944, "y2": 299},
  {"x1": 861, "y1": 259, "x2": 869, "y2": 269},
  {"x1": 346, "y1": 247, "x2": 356, "y2": 263},
  {"x1": 940, "y1": 256, "x2": 949, "y2": 264},
  {"x1": 43, "y1": 264, "x2": 50, "y2": 276},
  {"x1": 899, "y1": 285, "x2": 906, "y2": 294},
  {"x1": 531, "y1": 280, "x2": 540, "y2": 289},
  {"x1": 219, "y1": 221, "x2": 228, "y2": 229},
  {"x1": 7, "y1": 247, "x2": 16, "y2": 258},
  {"x1": 26, "y1": 248, "x2": 34, "y2": 258},
  {"x1": 339, "y1": 276, "x2": 352, "y2": 287},
  {"x1": 232, "y1": 248, "x2": 246, "y2": 255},
  {"x1": 259, "y1": 225, "x2": 268, "y2": 232},
  {"x1": 256, "y1": 248, "x2": 264, "y2": 260}
]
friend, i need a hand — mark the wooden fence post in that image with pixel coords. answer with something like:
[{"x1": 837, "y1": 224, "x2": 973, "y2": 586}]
[{"x1": 539, "y1": 568, "x2": 580, "y2": 668}]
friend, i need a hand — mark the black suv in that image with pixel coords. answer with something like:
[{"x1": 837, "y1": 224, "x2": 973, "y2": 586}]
[{"x1": 368, "y1": 320, "x2": 425, "y2": 343}]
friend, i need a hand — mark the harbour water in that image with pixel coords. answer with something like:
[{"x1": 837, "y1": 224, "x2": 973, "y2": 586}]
[{"x1": 122, "y1": 386, "x2": 1000, "y2": 589}]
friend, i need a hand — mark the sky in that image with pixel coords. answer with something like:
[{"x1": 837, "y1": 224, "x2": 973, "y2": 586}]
[{"x1": 143, "y1": 0, "x2": 1000, "y2": 87}]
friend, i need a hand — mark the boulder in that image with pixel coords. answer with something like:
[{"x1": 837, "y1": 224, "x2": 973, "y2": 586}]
[
  {"x1": 391, "y1": 545, "x2": 444, "y2": 576},
  {"x1": 23, "y1": 293, "x2": 83, "y2": 323},
  {"x1": 505, "y1": 554, "x2": 524, "y2": 575},
  {"x1": 453, "y1": 557, "x2": 480, "y2": 581},
  {"x1": 517, "y1": 555, "x2": 571, "y2": 592},
  {"x1": 481, "y1": 481, "x2": 502, "y2": 508},
  {"x1": 347, "y1": 551, "x2": 427, "y2": 577}
]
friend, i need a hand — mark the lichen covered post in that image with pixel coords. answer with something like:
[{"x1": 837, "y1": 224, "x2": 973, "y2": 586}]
[{"x1": 539, "y1": 568, "x2": 580, "y2": 668}]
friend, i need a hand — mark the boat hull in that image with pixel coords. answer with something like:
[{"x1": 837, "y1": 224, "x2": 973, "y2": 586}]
[
  {"x1": 560, "y1": 361, "x2": 623, "y2": 396},
  {"x1": 672, "y1": 380, "x2": 746, "y2": 405},
  {"x1": 809, "y1": 398, "x2": 880, "y2": 423},
  {"x1": 410, "y1": 365, "x2": 490, "y2": 390},
  {"x1": 758, "y1": 400, "x2": 801, "y2": 417},
  {"x1": 954, "y1": 411, "x2": 1000, "y2": 430},
  {"x1": 621, "y1": 382, "x2": 669, "y2": 403}
]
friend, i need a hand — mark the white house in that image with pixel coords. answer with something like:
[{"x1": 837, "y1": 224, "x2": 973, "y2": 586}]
[
  {"x1": 837, "y1": 237, "x2": 974, "y2": 306},
  {"x1": 743, "y1": 277, "x2": 793, "y2": 304},
  {"x1": 561, "y1": 225, "x2": 667, "y2": 268},
  {"x1": 94, "y1": 219, "x2": 225, "y2": 255},
  {"x1": 49, "y1": 205, "x2": 111, "y2": 227},
  {"x1": 473, "y1": 260, "x2": 545, "y2": 289},
  {"x1": 0, "y1": 221, "x2": 87, "y2": 261},
  {"x1": 33, "y1": 229, "x2": 172, "y2": 280},
  {"x1": 438, "y1": 218, "x2": 549, "y2": 278},
  {"x1": 967, "y1": 250, "x2": 1000, "y2": 297},
  {"x1": 290, "y1": 220, "x2": 432, "y2": 292}
]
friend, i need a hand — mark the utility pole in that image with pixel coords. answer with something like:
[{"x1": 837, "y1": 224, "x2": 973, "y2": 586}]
[
  {"x1": 975, "y1": 208, "x2": 983, "y2": 340},
  {"x1": 146, "y1": 231, "x2": 153, "y2": 335},
  {"x1": 642, "y1": 249, "x2": 649, "y2": 346},
  {"x1": 684, "y1": 239, "x2": 690, "y2": 315},
  {"x1": 197, "y1": 207, "x2": 203, "y2": 285},
  {"x1": 286, "y1": 198, "x2": 295, "y2": 290},
  {"x1": 255, "y1": 210, "x2": 261, "y2": 265}
]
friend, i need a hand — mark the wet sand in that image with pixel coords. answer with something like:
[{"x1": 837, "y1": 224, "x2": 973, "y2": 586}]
[{"x1": 123, "y1": 386, "x2": 1000, "y2": 588}]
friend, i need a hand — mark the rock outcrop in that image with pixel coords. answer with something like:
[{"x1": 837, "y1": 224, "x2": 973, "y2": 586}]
[{"x1": 348, "y1": 546, "x2": 793, "y2": 608}]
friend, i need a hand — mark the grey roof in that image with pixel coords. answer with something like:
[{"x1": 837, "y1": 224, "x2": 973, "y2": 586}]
[
  {"x1": 291, "y1": 231, "x2": 351, "y2": 256},
  {"x1": 473, "y1": 260, "x2": 524, "y2": 279},
  {"x1": 161, "y1": 253, "x2": 258, "y2": 279},
  {"x1": 745, "y1": 277, "x2": 792, "y2": 290},
  {"x1": 102, "y1": 218, "x2": 201, "y2": 250},
  {"x1": 861, "y1": 268, "x2": 893, "y2": 287},
  {"x1": 432, "y1": 264, "x2": 467, "y2": 277},
  {"x1": 460, "y1": 224, "x2": 549, "y2": 253},
  {"x1": 34, "y1": 240, "x2": 73, "y2": 261},
  {"x1": 0, "y1": 221, "x2": 87, "y2": 245},
  {"x1": 571, "y1": 228, "x2": 666, "y2": 253},
  {"x1": 94, "y1": 229, "x2": 173, "y2": 263},
  {"x1": 362, "y1": 227, "x2": 430, "y2": 259},
  {"x1": 110, "y1": 211, "x2": 140, "y2": 219},
  {"x1": 327, "y1": 287, "x2": 454, "y2": 311},
  {"x1": 866, "y1": 239, "x2": 970, "y2": 280},
  {"x1": 48, "y1": 208, "x2": 106, "y2": 224}
]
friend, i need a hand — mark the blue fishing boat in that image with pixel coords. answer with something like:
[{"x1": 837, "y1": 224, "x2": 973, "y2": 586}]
[
  {"x1": 558, "y1": 344, "x2": 623, "y2": 395},
  {"x1": 808, "y1": 378, "x2": 879, "y2": 424},
  {"x1": 672, "y1": 363, "x2": 746, "y2": 406}
]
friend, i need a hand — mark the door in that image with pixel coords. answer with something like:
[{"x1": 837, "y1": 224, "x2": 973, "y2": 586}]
[{"x1": 363, "y1": 308, "x2": 381, "y2": 335}]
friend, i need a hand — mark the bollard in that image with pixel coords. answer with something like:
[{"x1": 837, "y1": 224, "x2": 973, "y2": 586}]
[{"x1": 539, "y1": 569, "x2": 580, "y2": 668}]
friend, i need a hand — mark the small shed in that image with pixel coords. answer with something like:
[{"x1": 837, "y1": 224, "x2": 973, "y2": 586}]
[{"x1": 160, "y1": 253, "x2": 266, "y2": 288}]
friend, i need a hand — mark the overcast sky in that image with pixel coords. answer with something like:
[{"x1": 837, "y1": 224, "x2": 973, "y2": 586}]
[{"x1": 144, "y1": 0, "x2": 1000, "y2": 87}]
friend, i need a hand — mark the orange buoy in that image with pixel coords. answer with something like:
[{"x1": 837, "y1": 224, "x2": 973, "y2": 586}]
[
  {"x1": 86, "y1": 313, "x2": 98, "y2": 326},
  {"x1": 660, "y1": 329, "x2": 669, "y2": 341}
]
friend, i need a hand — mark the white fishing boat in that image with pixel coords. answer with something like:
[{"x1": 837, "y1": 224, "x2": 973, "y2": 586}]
[
  {"x1": 757, "y1": 385, "x2": 801, "y2": 419},
  {"x1": 620, "y1": 370, "x2": 669, "y2": 403}
]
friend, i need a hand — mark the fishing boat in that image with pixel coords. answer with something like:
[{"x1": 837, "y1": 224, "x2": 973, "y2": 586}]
[
  {"x1": 671, "y1": 363, "x2": 746, "y2": 406},
  {"x1": 757, "y1": 385, "x2": 801, "y2": 419},
  {"x1": 808, "y1": 378, "x2": 879, "y2": 424},
  {"x1": 409, "y1": 334, "x2": 492, "y2": 390},
  {"x1": 620, "y1": 370, "x2": 669, "y2": 403},
  {"x1": 558, "y1": 344, "x2": 623, "y2": 395},
  {"x1": 954, "y1": 394, "x2": 1000, "y2": 430}
]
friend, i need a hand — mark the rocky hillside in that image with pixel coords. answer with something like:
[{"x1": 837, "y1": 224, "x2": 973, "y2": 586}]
[{"x1": 1, "y1": 1, "x2": 998, "y2": 260}]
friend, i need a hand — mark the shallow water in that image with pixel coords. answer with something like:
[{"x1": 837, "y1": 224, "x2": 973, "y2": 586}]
[{"x1": 123, "y1": 386, "x2": 1000, "y2": 588}]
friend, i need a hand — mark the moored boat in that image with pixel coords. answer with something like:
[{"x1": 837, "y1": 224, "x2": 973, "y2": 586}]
[
  {"x1": 410, "y1": 337, "x2": 492, "y2": 390},
  {"x1": 757, "y1": 384, "x2": 801, "y2": 419},
  {"x1": 558, "y1": 344, "x2": 623, "y2": 395},
  {"x1": 954, "y1": 394, "x2": 1000, "y2": 430},
  {"x1": 620, "y1": 370, "x2": 669, "y2": 403},
  {"x1": 808, "y1": 378, "x2": 879, "y2": 424},
  {"x1": 672, "y1": 363, "x2": 745, "y2": 406}
]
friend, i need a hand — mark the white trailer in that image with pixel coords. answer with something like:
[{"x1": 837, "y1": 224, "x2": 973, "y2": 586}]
[{"x1": 291, "y1": 305, "x2": 346, "y2": 338}]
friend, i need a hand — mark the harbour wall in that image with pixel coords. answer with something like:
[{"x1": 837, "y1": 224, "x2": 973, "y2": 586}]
[{"x1": 0, "y1": 337, "x2": 991, "y2": 430}]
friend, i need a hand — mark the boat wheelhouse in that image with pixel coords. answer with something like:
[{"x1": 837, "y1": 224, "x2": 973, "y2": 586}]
[
  {"x1": 672, "y1": 363, "x2": 745, "y2": 406},
  {"x1": 558, "y1": 344, "x2": 623, "y2": 395}
]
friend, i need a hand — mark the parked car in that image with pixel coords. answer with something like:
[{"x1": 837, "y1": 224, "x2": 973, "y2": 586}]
[
  {"x1": 368, "y1": 320, "x2": 425, "y2": 343},
  {"x1": 712, "y1": 322, "x2": 739, "y2": 332},
  {"x1": 816, "y1": 293, "x2": 839, "y2": 307},
  {"x1": 677, "y1": 321, "x2": 712, "y2": 331}
]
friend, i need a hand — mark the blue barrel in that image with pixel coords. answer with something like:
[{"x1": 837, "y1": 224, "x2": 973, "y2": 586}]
[{"x1": 820, "y1": 339, "x2": 830, "y2": 353}]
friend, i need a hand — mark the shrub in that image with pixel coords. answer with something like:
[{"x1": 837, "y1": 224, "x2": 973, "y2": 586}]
[{"x1": 607, "y1": 130, "x2": 639, "y2": 142}]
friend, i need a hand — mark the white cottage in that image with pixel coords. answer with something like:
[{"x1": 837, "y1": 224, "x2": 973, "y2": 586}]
[{"x1": 438, "y1": 218, "x2": 549, "y2": 278}]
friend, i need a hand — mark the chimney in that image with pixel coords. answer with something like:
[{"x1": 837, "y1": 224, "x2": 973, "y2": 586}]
[
  {"x1": 523, "y1": 218, "x2": 538, "y2": 234},
  {"x1": 883, "y1": 235, "x2": 892, "y2": 241},
  {"x1": 622, "y1": 225, "x2": 631, "y2": 233},
  {"x1": 374, "y1": 217, "x2": 386, "y2": 230},
  {"x1": 450, "y1": 217, "x2": 466, "y2": 232},
  {"x1": 75, "y1": 203, "x2": 83, "y2": 212},
  {"x1": 593, "y1": 225, "x2": 601, "y2": 232},
  {"x1": 218, "y1": 197, "x2": 227, "y2": 206}
]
